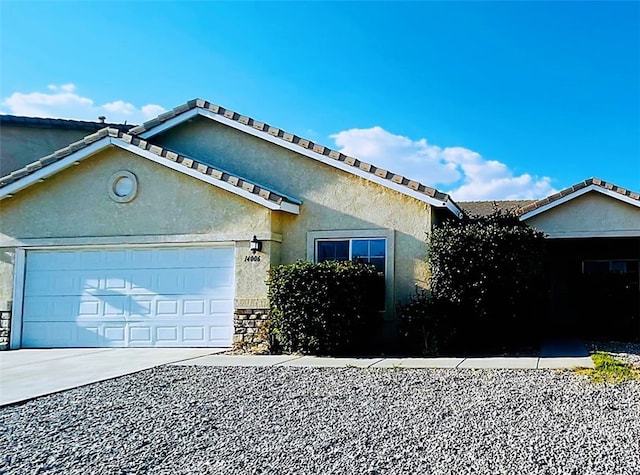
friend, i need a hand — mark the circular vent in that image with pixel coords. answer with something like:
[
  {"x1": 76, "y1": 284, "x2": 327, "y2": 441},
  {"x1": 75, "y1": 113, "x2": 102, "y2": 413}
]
[{"x1": 108, "y1": 171, "x2": 138, "y2": 203}]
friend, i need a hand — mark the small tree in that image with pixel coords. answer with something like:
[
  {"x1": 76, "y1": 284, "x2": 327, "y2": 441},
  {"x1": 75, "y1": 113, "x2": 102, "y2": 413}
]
[
  {"x1": 267, "y1": 260, "x2": 383, "y2": 355},
  {"x1": 425, "y1": 210, "x2": 546, "y2": 352}
]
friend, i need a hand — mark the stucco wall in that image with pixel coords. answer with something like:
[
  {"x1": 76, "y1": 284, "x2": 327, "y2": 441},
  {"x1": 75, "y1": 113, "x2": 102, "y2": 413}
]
[
  {"x1": 0, "y1": 147, "x2": 274, "y2": 305},
  {"x1": 154, "y1": 117, "x2": 433, "y2": 304},
  {"x1": 0, "y1": 250, "x2": 14, "y2": 303},
  {"x1": 525, "y1": 192, "x2": 640, "y2": 238},
  {"x1": 0, "y1": 126, "x2": 97, "y2": 177}
]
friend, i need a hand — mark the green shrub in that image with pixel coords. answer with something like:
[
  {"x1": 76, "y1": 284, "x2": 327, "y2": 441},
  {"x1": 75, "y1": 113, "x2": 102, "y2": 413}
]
[
  {"x1": 396, "y1": 290, "x2": 455, "y2": 356},
  {"x1": 427, "y1": 210, "x2": 546, "y2": 351},
  {"x1": 267, "y1": 260, "x2": 383, "y2": 355},
  {"x1": 397, "y1": 210, "x2": 546, "y2": 354}
]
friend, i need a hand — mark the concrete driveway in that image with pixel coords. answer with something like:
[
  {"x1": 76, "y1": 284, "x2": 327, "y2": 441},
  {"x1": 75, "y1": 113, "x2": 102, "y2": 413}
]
[{"x1": 0, "y1": 348, "x2": 226, "y2": 406}]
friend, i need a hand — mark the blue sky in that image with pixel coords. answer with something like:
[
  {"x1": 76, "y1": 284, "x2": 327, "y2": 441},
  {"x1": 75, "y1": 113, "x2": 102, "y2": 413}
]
[{"x1": 1, "y1": 1, "x2": 638, "y2": 200}]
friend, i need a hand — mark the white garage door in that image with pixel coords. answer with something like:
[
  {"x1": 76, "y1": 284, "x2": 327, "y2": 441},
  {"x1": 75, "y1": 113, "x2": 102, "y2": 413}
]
[{"x1": 21, "y1": 247, "x2": 235, "y2": 348}]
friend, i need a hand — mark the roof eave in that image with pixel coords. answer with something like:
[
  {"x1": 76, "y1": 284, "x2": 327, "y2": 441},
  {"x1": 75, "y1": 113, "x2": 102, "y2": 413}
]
[
  {"x1": 520, "y1": 184, "x2": 640, "y2": 221},
  {"x1": 137, "y1": 105, "x2": 461, "y2": 214},
  {"x1": 0, "y1": 137, "x2": 300, "y2": 214},
  {"x1": 0, "y1": 137, "x2": 112, "y2": 200},
  {"x1": 112, "y1": 140, "x2": 300, "y2": 214}
]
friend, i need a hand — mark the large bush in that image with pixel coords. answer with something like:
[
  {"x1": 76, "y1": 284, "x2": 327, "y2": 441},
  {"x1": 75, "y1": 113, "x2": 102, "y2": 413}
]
[
  {"x1": 396, "y1": 290, "x2": 456, "y2": 356},
  {"x1": 400, "y1": 210, "x2": 547, "y2": 354},
  {"x1": 267, "y1": 260, "x2": 383, "y2": 355},
  {"x1": 429, "y1": 210, "x2": 546, "y2": 350}
]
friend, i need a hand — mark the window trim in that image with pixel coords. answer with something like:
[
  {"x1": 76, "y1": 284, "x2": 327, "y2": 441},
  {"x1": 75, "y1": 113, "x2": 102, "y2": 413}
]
[{"x1": 307, "y1": 229, "x2": 395, "y2": 317}]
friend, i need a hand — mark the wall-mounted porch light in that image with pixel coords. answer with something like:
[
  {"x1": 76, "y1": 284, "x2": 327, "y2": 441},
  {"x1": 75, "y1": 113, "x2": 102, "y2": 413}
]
[{"x1": 250, "y1": 235, "x2": 262, "y2": 254}]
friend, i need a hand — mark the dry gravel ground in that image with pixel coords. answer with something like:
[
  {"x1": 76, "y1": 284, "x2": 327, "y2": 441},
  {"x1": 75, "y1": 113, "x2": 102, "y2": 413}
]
[{"x1": 1, "y1": 366, "x2": 639, "y2": 475}]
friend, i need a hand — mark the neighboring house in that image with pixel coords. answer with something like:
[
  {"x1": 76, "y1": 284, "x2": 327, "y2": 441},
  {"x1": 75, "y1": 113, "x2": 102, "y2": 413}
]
[
  {"x1": 0, "y1": 115, "x2": 134, "y2": 177},
  {"x1": 1, "y1": 102, "x2": 638, "y2": 350},
  {"x1": 0, "y1": 99, "x2": 461, "y2": 349},
  {"x1": 520, "y1": 179, "x2": 640, "y2": 338},
  {"x1": 460, "y1": 180, "x2": 640, "y2": 338}
]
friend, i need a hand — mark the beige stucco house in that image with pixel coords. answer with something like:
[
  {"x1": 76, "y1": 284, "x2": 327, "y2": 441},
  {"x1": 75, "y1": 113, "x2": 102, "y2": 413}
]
[
  {"x1": 0, "y1": 99, "x2": 462, "y2": 349},
  {"x1": 2, "y1": 101, "x2": 638, "y2": 350}
]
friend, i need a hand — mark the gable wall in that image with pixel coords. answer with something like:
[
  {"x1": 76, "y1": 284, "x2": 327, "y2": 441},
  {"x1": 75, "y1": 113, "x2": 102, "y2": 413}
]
[
  {"x1": 525, "y1": 192, "x2": 640, "y2": 237},
  {"x1": 0, "y1": 147, "x2": 271, "y2": 240},
  {"x1": 0, "y1": 147, "x2": 274, "y2": 305},
  {"x1": 154, "y1": 117, "x2": 434, "y2": 301}
]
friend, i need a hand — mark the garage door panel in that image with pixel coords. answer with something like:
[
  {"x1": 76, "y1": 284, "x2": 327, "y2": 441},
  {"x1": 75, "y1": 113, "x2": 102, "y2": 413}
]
[
  {"x1": 155, "y1": 299, "x2": 179, "y2": 316},
  {"x1": 23, "y1": 296, "x2": 76, "y2": 321},
  {"x1": 129, "y1": 249, "x2": 155, "y2": 268},
  {"x1": 156, "y1": 272, "x2": 184, "y2": 293},
  {"x1": 182, "y1": 326, "x2": 205, "y2": 342},
  {"x1": 129, "y1": 297, "x2": 153, "y2": 317},
  {"x1": 21, "y1": 247, "x2": 235, "y2": 348},
  {"x1": 183, "y1": 299, "x2": 206, "y2": 315},
  {"x1": 156, "y1": 326, "x2": 178, "y2": 343},
  {"x1": 102, "y1": 250, "x2": 128, "y2": 269},
  {"x1": 180, "y1": 248, "x2": 211, "y2": 267},
  {"x1": 22, "y1": 322, "x2": 72, "y2": 347},
  {"x1": 103, "y1": 295, "x2": 128, "y2": 316},
  {"x1": 129, "y1": 272, "x2": 156, "y2": 292},
  {"x1": 22, "y1": 322, "x2": 111, "y2": 348},
  {"x1": 24, "y1": 272, "x2": 78, "y2": 296},
  {"x1": 205, "y1": 267, "x2": 234, "y2": 287},
  {"x1": 129, "y1": 326, "x2": 152, "y2": 344},
  {"x1": 209, "y1": 325, "x2": 234, "y2": 342},
  {"x1": 209, "y1": 286, "x2": 234, "y2": 299},
  {"x1": 104, "y1": 276, "x2": 127, "y2": 291},
  {"x1": 210, "y1": 299, "x2": 234, "y2": 314},
  {"x1": 208, "y1": 248, "x2": 235, "y2": 267},
  {"x1": 78, "y1": 299, "x2": 101, "y2": 317},
  {"x1": 103, "y1": 326, "x2": 126, "y2": 345}
]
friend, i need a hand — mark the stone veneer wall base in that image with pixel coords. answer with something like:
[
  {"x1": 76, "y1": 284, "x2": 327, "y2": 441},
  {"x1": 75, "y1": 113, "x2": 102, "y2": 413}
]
[
  {"x1": 0, "y1": 301, "x2": 12, "y2": 351},
  {"x1": 233, "y1": 308, "x2": 269, "y2": 348}
]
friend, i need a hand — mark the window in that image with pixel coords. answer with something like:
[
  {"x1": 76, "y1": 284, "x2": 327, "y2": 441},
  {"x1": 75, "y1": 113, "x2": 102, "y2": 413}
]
[
  {"x1": 316, "y1": 238, "x2": 386, "y2": 272},
  {"x1": 583, "y1": 260, "x2": 640, "y2": 275},
  {"x1": 316, "y1": 238, "x2": 386, "y2": 311},
  {"x1": 307, "y1": 230, "x2": 395, "y2": 317}
]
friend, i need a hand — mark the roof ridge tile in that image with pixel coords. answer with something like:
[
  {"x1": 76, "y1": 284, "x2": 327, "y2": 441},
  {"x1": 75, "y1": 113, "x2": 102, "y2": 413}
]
[
  {"x1": 127, "y1": 98, "x2": 457, "y2": 206},
  {"x1": 0, "y1": 125, "x2": 300, "y2": 209},
  {"x1": 519, "y1": 177, "x2": 640, "y2": 215},
  {"x1": 3, "y1": 98, "x2": 461, "y2": 211}
]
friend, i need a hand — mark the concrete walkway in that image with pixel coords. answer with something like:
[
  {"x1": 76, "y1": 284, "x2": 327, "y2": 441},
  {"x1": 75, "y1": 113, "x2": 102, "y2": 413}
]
[
  {"x1": 0, "y1": 340, "x2": 593, "y2": 407},
  {"x1": 173, "y1": 339, "x2": 594, "y2": 370},
  {"x1": 0, "y1": 348, "x2": 226, "y2": 406},
  {"x1": 172, "y1": 352, "x2": 594, "y2": 370}
]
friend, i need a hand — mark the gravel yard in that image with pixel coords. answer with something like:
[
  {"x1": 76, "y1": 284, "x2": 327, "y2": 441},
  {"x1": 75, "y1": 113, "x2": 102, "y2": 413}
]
[{"x1": 1, "y1": 366, "x2": 639, "y2": 475}]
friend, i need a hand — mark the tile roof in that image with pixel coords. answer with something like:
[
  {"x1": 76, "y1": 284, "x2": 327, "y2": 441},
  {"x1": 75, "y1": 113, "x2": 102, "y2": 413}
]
[
  {"x1": 129, "y1": 98, "x2": 455, "y2": 205},
  {"x1": 0, "y1": 127, "x2": 300, "y2": 209},
  {"x1": 459, "y1": 200, "x2": 534, "y2": 218},
  {"x1": 0, "y1": 114, "x2": 134, "y2": 132},
  {"x1": 519, "y1": 177, "x2": 640, "y2": 215}
]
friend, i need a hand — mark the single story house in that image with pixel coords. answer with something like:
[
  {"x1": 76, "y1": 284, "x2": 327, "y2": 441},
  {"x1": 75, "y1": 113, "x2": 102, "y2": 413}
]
[
  {"x1": 1, "y1": 100, "x2": 638, "y2": 349},
  {"x1": 0, "y1": 99, "x2": 462, "y2": 349}
]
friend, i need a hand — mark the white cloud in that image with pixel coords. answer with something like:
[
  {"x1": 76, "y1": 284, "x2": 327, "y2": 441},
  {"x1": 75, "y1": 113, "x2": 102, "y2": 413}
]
[
  {"x1": 330, "y1": 126, "x2": 556, "y2": 201},
  {"x1": 141, "y1": 104, "x2": 166, "y2": 118},
  {"x1": 1, "y1": 84, "x2": 166, "y2": 124}
]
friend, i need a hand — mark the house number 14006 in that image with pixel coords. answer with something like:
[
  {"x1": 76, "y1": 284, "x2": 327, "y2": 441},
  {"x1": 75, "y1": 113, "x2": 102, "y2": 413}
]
[{"x1": 244, "y1": 255, "x2": 261, "y2": 262}]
